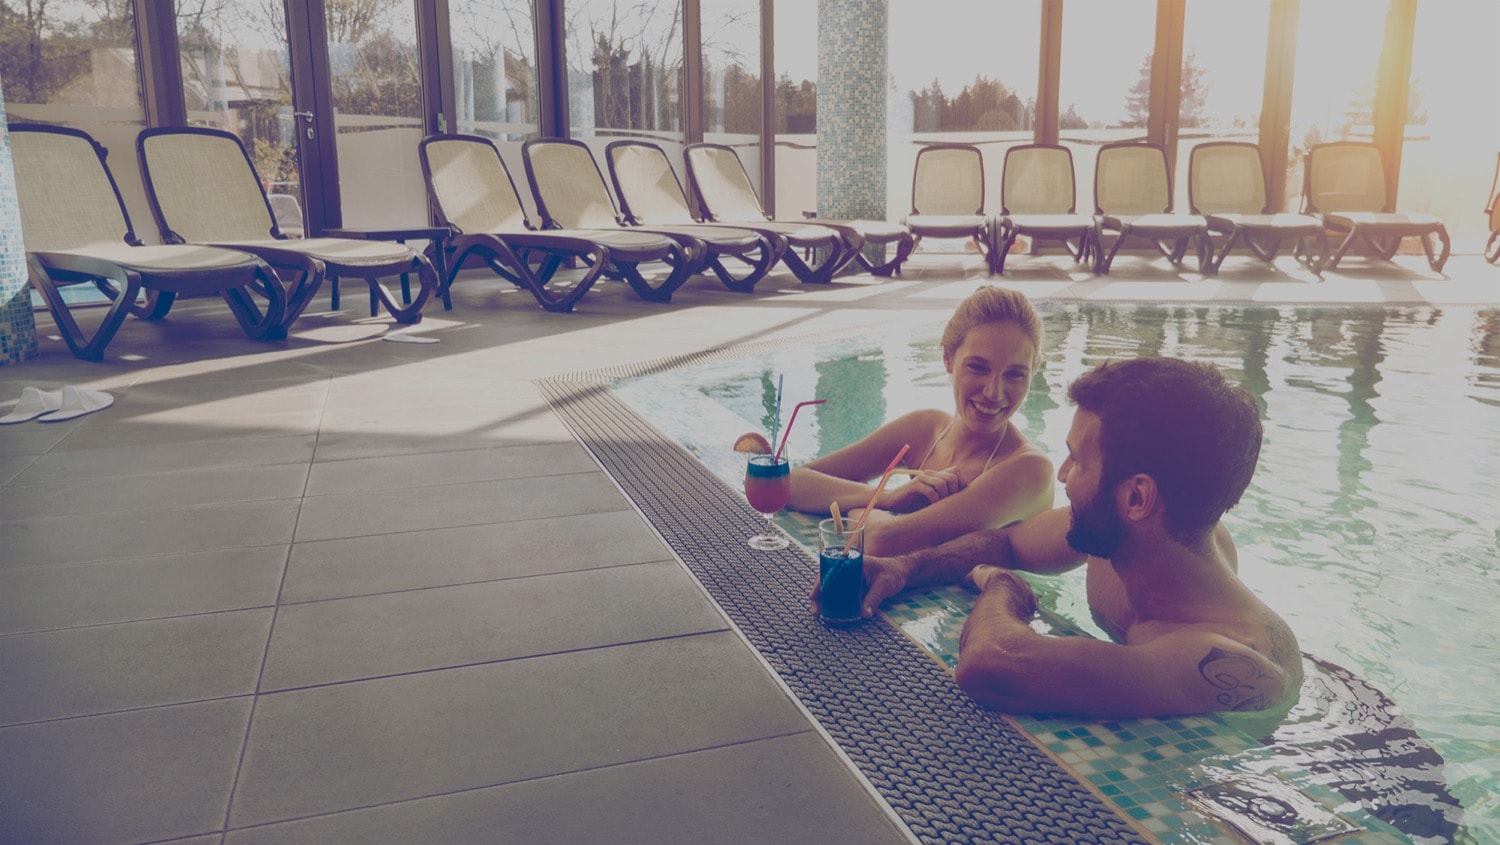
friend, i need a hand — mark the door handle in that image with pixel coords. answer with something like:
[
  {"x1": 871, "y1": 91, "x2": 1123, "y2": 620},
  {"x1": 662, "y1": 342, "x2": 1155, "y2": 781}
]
[{"x1": 292, "y1": 111, "x2": 316, "y2": 139}]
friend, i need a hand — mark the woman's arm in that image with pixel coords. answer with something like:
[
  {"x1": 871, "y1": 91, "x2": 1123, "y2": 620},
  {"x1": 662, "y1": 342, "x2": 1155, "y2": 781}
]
[
  {"x1": 786, "y1": 410, "x2": 942, "y2": 514},
  {"x1": 860, "y1": 450, "x2": 1055, "y2": 556}
]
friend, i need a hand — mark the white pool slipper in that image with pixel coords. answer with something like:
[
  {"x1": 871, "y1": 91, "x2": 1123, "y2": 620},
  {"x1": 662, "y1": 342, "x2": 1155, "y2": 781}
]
[
  {"x1": 36, "y1": 386, "x2": 115, "y2": 423},
  {"x1": 0, "y1": 387, "x2": 64, "y2": 425}
]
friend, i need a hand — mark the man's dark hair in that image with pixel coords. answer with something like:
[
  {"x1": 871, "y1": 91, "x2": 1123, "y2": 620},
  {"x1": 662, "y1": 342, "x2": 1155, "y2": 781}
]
[{"x1": 1068, "y1": 357, "x2": 1262, "y2": 542}]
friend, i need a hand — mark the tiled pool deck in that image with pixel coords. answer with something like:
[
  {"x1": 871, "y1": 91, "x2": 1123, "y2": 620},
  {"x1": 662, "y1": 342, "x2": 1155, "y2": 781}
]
[{"x1": 1, "y1": 251, "x2": 1494, "y2": 843}]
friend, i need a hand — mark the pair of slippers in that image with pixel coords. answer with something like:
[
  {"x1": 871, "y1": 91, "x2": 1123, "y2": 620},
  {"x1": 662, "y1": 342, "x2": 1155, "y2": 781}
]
[{"x1": 0, "y1": 386, "x2": 116, "y2": 424}]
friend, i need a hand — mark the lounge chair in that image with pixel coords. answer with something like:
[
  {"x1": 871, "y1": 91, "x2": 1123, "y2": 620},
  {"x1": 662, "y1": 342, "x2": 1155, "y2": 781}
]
[
  {"x1": 993, "y1": 144, "x2": 1094, "y2": 274},
  {"x1": 1303, "y1": 141, "x2": 1450, "y2": 273},
  {"x1": 1188, "y1": 141, "x2": 1327, "y2": 275},
  {"x1": 419, "y1": 134, "x2": 620, "y2": 312},
  {"x1": 905, "y1": 143, "x2": 991, "y2": 272},
  {"x1": 135, "y1": 126, "x2": 437, "y2": 329},
  {"x1": 522, "y1": 138, "x2": 772, "y2": 296},
  {"x1": 671, "y1": 142, "x2": 911, "y2": 278},
  {"x1": 9, "y1": 124, "x2": 285, "y2": 360},
  {"x1": 1484, "y1": 152, "x2": 1499, "y2": 265},
  {"x1": 1093, "y1": 142, "x2": 1211, "y2": 275},
  {"x1": 681, "y1": 143, "x2": 856, "y2": 283},
  {"x1": 602, "y1": 140, "x2": 785, "y2": 292}
]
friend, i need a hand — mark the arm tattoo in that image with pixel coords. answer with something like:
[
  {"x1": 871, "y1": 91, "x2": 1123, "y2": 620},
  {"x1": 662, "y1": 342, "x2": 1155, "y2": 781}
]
[{"x1": 1198, "y1": 647, "x2": 1270, "y2": 711}]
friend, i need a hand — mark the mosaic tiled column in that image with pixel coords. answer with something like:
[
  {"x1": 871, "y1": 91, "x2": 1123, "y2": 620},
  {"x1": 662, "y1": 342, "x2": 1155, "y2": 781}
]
[
  {"x1": 0, "y1": 77, "x2": 40, "y2": 365},
  {"x1": 816, "y1": 0, "x2": 887, "y2": 221}
]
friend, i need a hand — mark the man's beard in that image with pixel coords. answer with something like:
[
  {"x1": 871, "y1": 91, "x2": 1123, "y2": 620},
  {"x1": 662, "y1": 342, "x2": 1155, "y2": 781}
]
[{"x1": 1066, "y1": 484, "x2": 1128, "y2": 558}]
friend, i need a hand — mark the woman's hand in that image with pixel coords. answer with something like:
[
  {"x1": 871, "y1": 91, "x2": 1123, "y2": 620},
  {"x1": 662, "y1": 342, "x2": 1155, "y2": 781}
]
[{"x1": 876, "y1": 466, "x2": 961, "y2": 513}]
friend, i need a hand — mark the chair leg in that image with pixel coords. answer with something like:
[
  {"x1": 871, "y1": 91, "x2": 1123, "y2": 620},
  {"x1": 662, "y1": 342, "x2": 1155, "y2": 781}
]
[
  {"x1": 1425, "y1": 227, "x2": 1451, "y2": 273},
  {"x1": 707, "y1": 237, "x2": 776, "y2": 293},
  {"x1": 366, "y1": 256, "x2": 438, "y2": 324},
  {"x1": 221, "y1": 264, "x2": 289, "y2": 341},
  {"x1": 28, "y1": 258, "x2": 141, "y2": 361},
  {"x1": 1327, "y1": 229, "x2": 1359, "y2": 270}
]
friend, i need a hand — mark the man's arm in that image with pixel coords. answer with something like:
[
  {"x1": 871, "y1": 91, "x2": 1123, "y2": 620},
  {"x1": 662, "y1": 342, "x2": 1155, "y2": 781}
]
[
  {"x1": 849, "y1": 507, "x2": 1086, "y2": 618},
  {"x1": 954, "y1": 571, "x2": 1296, "y2": 718}
]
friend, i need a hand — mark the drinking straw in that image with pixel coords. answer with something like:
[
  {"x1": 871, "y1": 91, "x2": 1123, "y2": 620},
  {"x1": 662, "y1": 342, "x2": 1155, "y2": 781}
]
[
  {"x1": 773, "y1": 398, "x2": 828, "y2": 463},
  {"x1": 769, "y1": 375, "x2": 784, "y2": 456},
  {"x1": 830, "y1": 501, "x2": 845, "y2": 534},
  {"x1": 846, "y1": 443, "x2": 911, "y2": 551}
]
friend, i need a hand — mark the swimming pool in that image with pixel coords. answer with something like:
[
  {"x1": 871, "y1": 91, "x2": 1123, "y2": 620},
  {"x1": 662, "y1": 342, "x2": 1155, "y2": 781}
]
[{"x1": 610, "y1": 302, "x2": 1498, "y2": 844}]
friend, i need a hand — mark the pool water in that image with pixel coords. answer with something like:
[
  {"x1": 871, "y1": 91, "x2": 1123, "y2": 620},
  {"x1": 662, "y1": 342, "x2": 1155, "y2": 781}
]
[{"x1": 614, "y1": 302, "x2": 1498, "y2": 844}]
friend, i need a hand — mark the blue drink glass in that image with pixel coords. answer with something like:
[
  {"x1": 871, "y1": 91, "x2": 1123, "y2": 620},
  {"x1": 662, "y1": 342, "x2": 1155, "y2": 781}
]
[{"x1": 817, "y1": 517, "x2": 866, "y2": 627}]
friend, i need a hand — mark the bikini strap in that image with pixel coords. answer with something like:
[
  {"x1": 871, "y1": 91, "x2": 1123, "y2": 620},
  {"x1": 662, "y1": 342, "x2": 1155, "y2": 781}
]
[{"x1": 916, "y1": 419, "x2": 954, "y2": 471}]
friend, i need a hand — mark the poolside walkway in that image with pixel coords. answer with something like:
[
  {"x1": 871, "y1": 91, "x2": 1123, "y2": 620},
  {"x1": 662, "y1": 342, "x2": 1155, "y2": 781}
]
[{"x1": 1, "y1": 251, "x2": 1494, "y2": 844}]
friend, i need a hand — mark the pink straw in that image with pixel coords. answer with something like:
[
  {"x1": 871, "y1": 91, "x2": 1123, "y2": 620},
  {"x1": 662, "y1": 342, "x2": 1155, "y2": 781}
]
[
  {"x1": 846, "y1": 443, "x2": 910, "y2": 551},
  {"x1": 773, "y1": 398, "x2": 828, "y2": 463}
]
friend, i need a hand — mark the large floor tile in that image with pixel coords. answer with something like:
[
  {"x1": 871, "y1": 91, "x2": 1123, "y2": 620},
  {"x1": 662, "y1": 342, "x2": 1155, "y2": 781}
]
[
  {"x1": 0, "y1": 545, "x2": 287, "y2": 634},
  {"x1": 281, "y1": 509, "x2": 669, "y2": 602},
  {"x1": 260, "y1": 561, "x2": 725, "y2": 691},
  {"x1": 0, "y1": 498, "x2": 300, "y2": 568},
  {"x1": 0, "y1": 424, "x2": 69, "y2": 459},
  {"x1": 224, "y1": 732, "x2": 909, "y2": 845},
  {"x1": 0, "y1": 463, "x2": 309, "y2": 520},
  {"x1": 0, "y1": 697, "x2": 251, "y2": 845},
  {"x1": 0, "y1": 609, "x2": 273, "y2": 725},
  {"x1": 14, "y1": 433, "x2": 317, "y2": 482},
  {"x1": 229, "y1": 632, "x2": 808, "y2": 827},
  {"x1": 305, "y1": 442, "x2": 596, "y2": 496},
  {"x1": 0, "y1": 451, "x2": 38, "y2": 487},
  {"x1": 292, "y1": 470, "x2": 625, "y2": 542}
]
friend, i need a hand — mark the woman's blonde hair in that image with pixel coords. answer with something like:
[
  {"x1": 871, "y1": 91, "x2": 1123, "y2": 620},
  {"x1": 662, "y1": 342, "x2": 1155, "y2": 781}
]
[{"x1": 939, "y1": 286, "x2": 1044, "y2": 368}]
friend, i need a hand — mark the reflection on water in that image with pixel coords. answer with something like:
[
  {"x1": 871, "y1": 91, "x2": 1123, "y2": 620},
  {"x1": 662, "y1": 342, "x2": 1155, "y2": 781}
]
[{"x1": 620, "y1": 303, "x2": 1500, "y2": 843}]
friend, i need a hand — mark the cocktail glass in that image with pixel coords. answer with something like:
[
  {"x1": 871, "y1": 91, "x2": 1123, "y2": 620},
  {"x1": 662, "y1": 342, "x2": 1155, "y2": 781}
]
[
  {"x1": 817, "y1": 517, "x2": 866, "y2": 627},
  {"x1": 743, "y1": 455, "x2": 791, "y2": 550}
]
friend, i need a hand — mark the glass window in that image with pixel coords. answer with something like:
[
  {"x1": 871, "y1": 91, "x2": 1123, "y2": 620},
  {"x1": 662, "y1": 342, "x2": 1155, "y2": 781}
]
[
  {"x1": 1175, "y1": 0, "x2": 1270, "y2": 211},
  {"x1": 1397, "y1": 0, "x2": 1500, "y2": 254},
  {"x1": 178, "y1": 1, "x2": 299, "y2": 231},
  {"x1": 1282, "y1": 0, "x2": 1386, "y2": 211},
  {"x1": 1057, "y1": 0, "x2": 1157, "y2": 212},
  {"x1": 3, "y1": 0, "x2": 147, "y2": 232},
  {"x1": 325, "y1": 3, "x2": 428, "y2": 228},
  {"x1": 771, "y1": 0, "x2": 816, "y2": 219},
  {"x1": 565, "y1": 0, "x2": 684, "y2": 146},
  {"x1": 450, "y1": 0, "x2": 540, "y2": 144},
  {"x1": 889, "y1": 0, "x2": 1040, "y2": 226},
  {"x1": 701, "y1": 0, "x2": 761, "y2": 196}
]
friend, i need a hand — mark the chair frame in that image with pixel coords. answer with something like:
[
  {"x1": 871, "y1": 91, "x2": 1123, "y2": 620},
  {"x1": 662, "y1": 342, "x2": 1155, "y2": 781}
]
[
  {"x1": 1302, "y1": 140, "x2": 1450, "y2": 273},
  {"x1": 1485, "y1": 152, "x2": 1500, "y2": 265},
  {"x1": 522, "y1": 138, "x2": 706, "y2": 302},
  {"x1": 419, "y1": 134, "x2": 611, "y2": 312},
  {"x1": 1092, "y1": 141, "x2": 1211, "y2": 275},
  {"x1": 136, "y1": 126, "x2": 437, "y2": 328},
  {"x1": 1187, "y1": 141, "x2": 1327, "y2": 276},
  {"x1": 11, "y1": 124, "x2": 286, "y2": 360},
  {"x1": 682, "y1": 142, "x2": 854, "y2": 284},
  {"x1": 905, "y1": 142, "x2": 992, "y2": 272},
  {"x1": 993, "y1": 143, "x2": 1094, "y2": 274},
  {"x1": 525, "y1": 138, "x2": 775, "y2": 295}
]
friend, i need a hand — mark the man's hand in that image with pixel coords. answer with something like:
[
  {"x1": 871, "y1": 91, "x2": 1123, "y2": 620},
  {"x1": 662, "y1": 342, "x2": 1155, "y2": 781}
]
[
  {"x1": 964, "y1": 565, "x2": 1039, "y2": 619},
  {"x1": 810, "y1": 553, "x2": 911, "y2": 619}
]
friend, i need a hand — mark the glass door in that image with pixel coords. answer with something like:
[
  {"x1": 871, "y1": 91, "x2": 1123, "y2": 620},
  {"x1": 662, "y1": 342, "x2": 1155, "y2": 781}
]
[
  {"x1": 177, "y1": 0, "x2": 304, "y2": 234},
  {"x1": 323, "y1": 0, "x2": 430, "y2": 228}
]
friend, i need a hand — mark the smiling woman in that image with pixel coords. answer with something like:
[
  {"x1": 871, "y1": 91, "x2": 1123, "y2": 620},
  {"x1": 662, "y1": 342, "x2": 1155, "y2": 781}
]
[{"x1": 786, "y1": 287, "x2": 1055, "y2": 555}]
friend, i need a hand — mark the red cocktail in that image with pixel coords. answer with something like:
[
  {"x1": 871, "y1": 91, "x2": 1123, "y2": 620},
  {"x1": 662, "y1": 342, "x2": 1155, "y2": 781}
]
[{"x1": 744, "y1": 455, "x2": 792, "y2": 550}]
